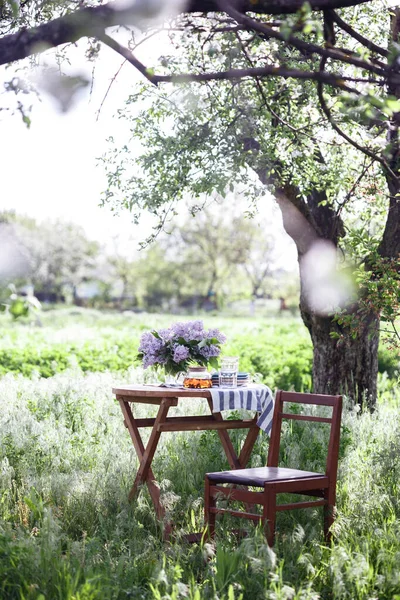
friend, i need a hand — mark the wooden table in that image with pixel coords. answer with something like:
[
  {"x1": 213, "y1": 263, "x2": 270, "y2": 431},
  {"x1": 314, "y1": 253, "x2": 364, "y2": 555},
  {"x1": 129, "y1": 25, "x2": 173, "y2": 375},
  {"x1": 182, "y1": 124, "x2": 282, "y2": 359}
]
[{"x1": 113, "y1": 384, "x2": 261, "y2": 538}]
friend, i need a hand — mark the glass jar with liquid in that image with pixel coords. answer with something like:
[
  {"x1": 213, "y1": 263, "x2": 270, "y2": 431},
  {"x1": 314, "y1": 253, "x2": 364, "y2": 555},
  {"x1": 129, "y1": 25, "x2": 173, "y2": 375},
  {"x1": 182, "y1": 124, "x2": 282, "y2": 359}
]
[{"x1": 183, "y1": 366, "x2": 212, "y2": 389}]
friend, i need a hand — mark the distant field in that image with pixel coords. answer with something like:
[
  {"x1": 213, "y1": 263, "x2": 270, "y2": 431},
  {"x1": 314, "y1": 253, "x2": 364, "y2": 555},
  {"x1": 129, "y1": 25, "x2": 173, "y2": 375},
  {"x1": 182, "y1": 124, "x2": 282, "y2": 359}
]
[
  {"x1": 0, "y1": 307, "x2": 398, "y2": 389},
  {"x1": 0, "y1": 308, "x2": 313, "y2": 390}
]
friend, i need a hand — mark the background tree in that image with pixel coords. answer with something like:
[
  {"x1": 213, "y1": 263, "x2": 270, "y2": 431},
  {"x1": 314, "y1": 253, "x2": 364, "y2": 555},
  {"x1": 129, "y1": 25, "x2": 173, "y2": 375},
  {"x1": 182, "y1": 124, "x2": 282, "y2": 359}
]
[
  {"x1": 135, "y1": 243, "x2": 186, "y2": 311},
  {"x1": 0, "y1": 211, "x2": 100, "y2": 302},
  {"x1": 170, "y1": 198, "x2": 254, "y2": 307}
]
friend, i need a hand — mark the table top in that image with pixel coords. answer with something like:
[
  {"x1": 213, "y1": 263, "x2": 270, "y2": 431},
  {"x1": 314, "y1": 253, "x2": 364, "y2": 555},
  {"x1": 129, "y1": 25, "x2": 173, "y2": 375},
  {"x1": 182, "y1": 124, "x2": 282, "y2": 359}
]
[{"x1": 112, "y1": 384, "x2": 214, "y2": 398}]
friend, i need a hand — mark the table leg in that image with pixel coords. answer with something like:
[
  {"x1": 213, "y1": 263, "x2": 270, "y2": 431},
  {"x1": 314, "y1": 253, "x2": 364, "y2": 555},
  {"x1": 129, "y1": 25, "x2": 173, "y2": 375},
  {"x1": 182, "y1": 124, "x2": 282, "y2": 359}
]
[
  {"x1": 206, "y1": 398, "x2": 241, "y2": 469},
  {"x1": 119, "y1": 394, "x2": 261, "y2": 542},
  {"x1": 239, "y1": 416, "x2": 260, "y2": 467},
  {"x1": 131, "y1": 397, "x2": 173, "y2": 496},
  {"x1": 118, "y1": 398, "x2": 171, "y2": 520}
]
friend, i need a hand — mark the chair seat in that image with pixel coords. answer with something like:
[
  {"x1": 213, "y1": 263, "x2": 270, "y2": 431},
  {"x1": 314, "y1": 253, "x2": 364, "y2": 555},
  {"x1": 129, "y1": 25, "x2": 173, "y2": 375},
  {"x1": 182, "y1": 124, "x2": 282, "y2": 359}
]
[{"x1": 207, "y1": 466, "x2": 324, "y2": 487}]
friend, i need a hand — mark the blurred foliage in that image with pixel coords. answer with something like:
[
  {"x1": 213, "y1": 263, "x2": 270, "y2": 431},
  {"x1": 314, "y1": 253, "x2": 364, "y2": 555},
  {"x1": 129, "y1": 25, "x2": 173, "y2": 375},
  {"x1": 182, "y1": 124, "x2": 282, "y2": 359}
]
[
  {"x1": 0, "y1": 211, "x2": 100, "y2": 303},
  {"x1": 333, "y1": 242, "x2": 400, "y2": 351},
  {"x1": 0, "y1": 284, "x2": 41, "y2": 320},
  {"x1": 0, "y1": 208, "x2": 298, "y2": 313}
]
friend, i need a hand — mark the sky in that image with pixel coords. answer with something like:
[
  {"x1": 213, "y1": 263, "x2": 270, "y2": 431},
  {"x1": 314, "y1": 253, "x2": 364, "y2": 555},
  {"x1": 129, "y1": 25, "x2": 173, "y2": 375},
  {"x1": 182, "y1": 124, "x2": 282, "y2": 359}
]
[
  {"x1": 0, "y1": 27, "x2": 297, "y2": 266},
  {"x1": 0, "y1": 42, "x2": 149, "y2": 255}
]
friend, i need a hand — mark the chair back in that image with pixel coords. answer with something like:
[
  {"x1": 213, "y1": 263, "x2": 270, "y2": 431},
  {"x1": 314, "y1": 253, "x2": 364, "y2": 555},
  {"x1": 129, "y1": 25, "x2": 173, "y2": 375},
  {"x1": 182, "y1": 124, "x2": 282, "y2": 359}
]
[{"x1": 267, "y1": 390, "x2": 342, "y2": 481}]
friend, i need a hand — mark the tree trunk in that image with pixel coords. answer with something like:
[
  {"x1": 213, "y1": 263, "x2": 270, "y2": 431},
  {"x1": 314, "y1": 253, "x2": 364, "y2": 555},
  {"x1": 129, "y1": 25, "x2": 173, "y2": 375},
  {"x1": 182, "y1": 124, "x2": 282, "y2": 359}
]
[
  {"x1": 253, "y1": 154, "x2": 382, "y2": 406},
  {"x1": 296, "y1": 6, "x2": 399, "y2": 406},
  {"x1": 380, "y1": 10, "x2": 400, "y2": 262},
  {"x1": 300, "y1": 297, "x2": 379, "y2": 406},
  {"x1": 274, "y1": 185, "x2": 382, "y2": 405},
  {"x1": 273, "y1": 186, "x2": 380, "y2": 405}
]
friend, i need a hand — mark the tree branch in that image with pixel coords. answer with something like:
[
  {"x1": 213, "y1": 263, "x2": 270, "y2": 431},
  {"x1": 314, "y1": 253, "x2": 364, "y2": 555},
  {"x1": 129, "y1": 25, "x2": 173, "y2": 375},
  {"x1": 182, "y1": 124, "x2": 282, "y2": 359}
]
[
  {"x1": 0, "y1": 3, "x2": 141, "y2": 66},
  {"x1": 316, "y1": 57, "x2": 398, "y2": 178},
  {"x1": 218, "y1": 0, "x2": 389, "y2": 80},
  {"x1": 331, "y1": 10, "x2": 389, "y2": 57},
  {"x1": 98, "y1": 33, "x2": 158, "y2": 86},
  {"x1": 336, "y1": 158, "x2": 375, "y2": 218},
  {"x1": 186, "y1": 0, "x2": 376, "y2": 15},
  {"x1": 0, "y1": 0, "x2": 381, "y2": 68},
  {"x1": 152, "y1": 65, "x2": 366, "y2": 92}
]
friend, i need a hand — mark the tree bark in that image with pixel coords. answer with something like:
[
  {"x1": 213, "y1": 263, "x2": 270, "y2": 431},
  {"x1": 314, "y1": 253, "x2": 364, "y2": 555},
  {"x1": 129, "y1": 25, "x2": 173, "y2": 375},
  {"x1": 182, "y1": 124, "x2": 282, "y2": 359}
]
[
  {"x1": 287, "y1": 187, "x2": 380, "y2": 406},
  {"x1": 299, "y1": 292, "x2": 379, "y2": 406},
  {"x1": 380, "y1": 8, "x2": 400, "y2": 263}
]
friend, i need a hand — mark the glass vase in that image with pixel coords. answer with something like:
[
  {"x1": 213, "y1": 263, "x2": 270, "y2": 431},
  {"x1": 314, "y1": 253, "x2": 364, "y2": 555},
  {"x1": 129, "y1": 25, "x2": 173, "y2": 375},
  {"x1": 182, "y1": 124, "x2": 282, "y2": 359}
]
[{"x1": 164, "y1": 371, "x2": 185, "y2": 386}]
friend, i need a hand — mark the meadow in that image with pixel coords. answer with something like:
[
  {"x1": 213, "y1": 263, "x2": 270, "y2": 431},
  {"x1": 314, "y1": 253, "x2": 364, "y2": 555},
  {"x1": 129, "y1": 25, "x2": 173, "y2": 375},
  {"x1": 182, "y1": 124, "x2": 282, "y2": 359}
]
[{"x1": 0, "y1": 308, "x2": 400, "y2": 600}]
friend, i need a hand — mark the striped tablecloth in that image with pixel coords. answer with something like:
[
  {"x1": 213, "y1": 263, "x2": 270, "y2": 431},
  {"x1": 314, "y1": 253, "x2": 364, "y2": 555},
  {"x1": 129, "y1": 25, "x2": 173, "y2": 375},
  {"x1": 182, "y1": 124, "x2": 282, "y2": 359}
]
[{"x1": 209, "y1": 385, "x2": 274, "y2": 434}]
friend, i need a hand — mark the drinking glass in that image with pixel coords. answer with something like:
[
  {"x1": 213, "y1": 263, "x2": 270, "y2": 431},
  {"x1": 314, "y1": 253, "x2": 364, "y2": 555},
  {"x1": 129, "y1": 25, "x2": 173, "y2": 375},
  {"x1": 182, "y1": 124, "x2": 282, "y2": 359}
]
[{"x1": 219, "y1": 356, "x2": 239, "y2": 388}]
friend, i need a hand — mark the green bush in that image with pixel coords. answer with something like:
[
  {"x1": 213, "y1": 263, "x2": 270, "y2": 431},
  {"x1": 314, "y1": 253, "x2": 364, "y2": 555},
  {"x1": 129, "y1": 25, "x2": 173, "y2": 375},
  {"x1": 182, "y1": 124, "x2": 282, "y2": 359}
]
[
  {"x1": 0, "y1": 339, "x2": 141, "y2": 378},
  {"x1": 225, "y1": 334, "x2": 312, "y2": 391},
  {"x1": 0, "y1": 310, "x2": 398, "y2": 394},
  {"x1": 378, "y1": 344, "x2": 400, "y2": 378}
]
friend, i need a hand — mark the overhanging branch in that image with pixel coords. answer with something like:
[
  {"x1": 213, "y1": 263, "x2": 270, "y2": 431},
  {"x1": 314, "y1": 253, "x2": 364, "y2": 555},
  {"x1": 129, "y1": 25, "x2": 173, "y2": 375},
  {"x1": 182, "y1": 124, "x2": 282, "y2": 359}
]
[
  {"x1": 186, "y1": 0, "x2": 376, "y2": 15},
  {"x1": 218, "y1": 0, "x2": 388, "y2": 79},
  {"x1": 330, "y1": 10, "x2": 389, "y2": 57},
  {"x1": 98, "y1": 33, "x2": 158, "y2": 86},
  {"x1": 316, "y1": 57, "x2": 398, "y2": 178},
  {"x1": 0, "y1": 0, "x2": 381, "y2": 68},
  {"x1": 151, "y1": 65, "x2": 366, "y2": 92}
]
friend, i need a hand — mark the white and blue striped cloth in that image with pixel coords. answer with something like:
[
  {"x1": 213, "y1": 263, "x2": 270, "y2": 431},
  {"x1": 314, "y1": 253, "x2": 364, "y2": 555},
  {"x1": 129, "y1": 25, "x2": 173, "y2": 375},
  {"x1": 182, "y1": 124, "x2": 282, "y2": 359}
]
[{"x1": 209, "y1": 385, "x2": 274, "y2": 434}]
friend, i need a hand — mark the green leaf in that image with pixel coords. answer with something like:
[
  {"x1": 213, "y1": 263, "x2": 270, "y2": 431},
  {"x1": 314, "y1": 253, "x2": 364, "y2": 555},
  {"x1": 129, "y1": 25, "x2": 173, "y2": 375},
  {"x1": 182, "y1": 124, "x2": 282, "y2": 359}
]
[
  {"x1": 303, "y1": 22, "x2": 313, "y2": 34},
  {"x1": 209, "y1": 357, "x2": 219, "y2": 370},
  {"x1": 280, "y1": 23, "x2": 292, "y2": 41}
]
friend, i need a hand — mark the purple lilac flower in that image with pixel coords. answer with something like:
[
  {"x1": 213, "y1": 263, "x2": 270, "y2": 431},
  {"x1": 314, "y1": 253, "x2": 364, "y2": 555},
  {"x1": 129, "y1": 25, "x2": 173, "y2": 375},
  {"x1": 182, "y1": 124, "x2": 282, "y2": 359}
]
[
  {"x1": 139, "y1": 332, "x2": 167, "y2": 368},
  {"x1": 143, "y1": 354, "x2": 162, "y2": 369},
  {"x1": 199, "y1": 344, "x2": 221, "y2": 359},
  {"x1": 188, "y1": 320, "x2": 206, "y2": 341},
  {"x1": 139, "y1": 321, "x2": 226, "y2": 370},
  {"x1": 158, "y1": 328, "x2": 174, "y2": 341},
  {"x1": 206, "y1": 328, "x2": 227, "y2": 344},
  {"x1": 170, "y1": 322, "x2": 188, "y2": 339},
  {"x1": 171, "y1": 320, "x2": 205, "y2": 342},
  {"x1": 138, "y1": 332, "x2": 163, "y2": 354},
  {"x1": 173, "y1": 344, "x2": 190, "y2": 363}
]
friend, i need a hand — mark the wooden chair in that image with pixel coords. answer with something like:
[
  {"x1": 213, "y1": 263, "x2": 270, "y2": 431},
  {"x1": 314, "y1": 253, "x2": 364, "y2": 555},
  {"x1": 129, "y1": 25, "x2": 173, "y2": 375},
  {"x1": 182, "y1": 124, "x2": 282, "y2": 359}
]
[{"x1": 204, "y1": 390, "x2": 342, "y2": 545}]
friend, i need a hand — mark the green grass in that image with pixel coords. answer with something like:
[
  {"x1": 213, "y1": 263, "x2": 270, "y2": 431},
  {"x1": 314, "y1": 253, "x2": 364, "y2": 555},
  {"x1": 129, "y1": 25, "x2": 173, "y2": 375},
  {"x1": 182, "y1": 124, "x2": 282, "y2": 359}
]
[{"x1": 0, "y1": 308, "x2": 400, "y2": 599}]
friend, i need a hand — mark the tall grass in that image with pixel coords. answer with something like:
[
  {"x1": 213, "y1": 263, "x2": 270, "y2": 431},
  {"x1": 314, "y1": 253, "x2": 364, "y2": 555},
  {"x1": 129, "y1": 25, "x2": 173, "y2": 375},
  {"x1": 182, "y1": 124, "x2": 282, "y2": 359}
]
[{"x1": 0, "y1": 365, "x2": 399, "y2": 599}]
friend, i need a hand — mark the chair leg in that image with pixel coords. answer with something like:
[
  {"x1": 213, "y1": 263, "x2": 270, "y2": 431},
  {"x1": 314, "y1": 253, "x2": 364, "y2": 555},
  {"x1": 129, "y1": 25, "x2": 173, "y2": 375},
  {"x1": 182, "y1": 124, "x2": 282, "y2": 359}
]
[
  {"x1": 323, "y1": 487, "x2": 336, "y2": 543},
  {"x1": 262, "y1": 488, "x2": 276, "y2": 546},
  {"x1": 204, "y1": 477, "x2": 216, "y2": 540}
]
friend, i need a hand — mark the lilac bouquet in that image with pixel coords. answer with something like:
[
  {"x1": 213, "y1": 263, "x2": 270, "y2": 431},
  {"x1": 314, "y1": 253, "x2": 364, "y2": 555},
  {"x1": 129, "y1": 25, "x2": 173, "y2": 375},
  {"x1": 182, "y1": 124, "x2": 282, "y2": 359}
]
[{"x1": 138, "y1": 320, "x2": 226, "y2": 376}]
